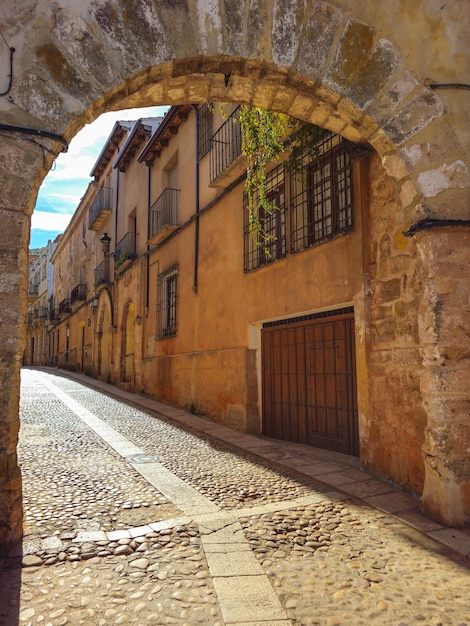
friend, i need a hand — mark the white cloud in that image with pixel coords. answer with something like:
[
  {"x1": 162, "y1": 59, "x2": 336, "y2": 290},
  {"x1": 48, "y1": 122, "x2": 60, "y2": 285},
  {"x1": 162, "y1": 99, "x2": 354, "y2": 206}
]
[{"x1": 31, "y1": 211, "x2": 73, "y2": 232}]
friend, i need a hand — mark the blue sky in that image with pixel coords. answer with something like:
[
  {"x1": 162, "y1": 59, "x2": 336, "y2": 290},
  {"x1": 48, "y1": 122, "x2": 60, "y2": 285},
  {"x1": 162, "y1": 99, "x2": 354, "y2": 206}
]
[{"x1": 30, "y1": 105, "x2": 170, "y2": 250}]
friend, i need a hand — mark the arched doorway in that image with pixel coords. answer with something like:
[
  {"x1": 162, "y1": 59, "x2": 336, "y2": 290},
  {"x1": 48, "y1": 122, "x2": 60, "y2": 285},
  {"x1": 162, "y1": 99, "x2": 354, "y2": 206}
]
[
  {"x1": 0, "y1": 1, "x2": 468, "y2": 556},
  {"x1": 121, "y1": 300, "x2": 135, "y2": 387},
  {"x1": 97, "y1": 299, "x2": 112, "y2": 383}
]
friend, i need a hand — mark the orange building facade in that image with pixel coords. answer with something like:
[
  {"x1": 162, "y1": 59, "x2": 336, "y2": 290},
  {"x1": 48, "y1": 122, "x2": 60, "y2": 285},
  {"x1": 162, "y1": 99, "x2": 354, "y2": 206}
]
[{"x1": 26, "y1": 104, "x2": 429, "y2": 503}]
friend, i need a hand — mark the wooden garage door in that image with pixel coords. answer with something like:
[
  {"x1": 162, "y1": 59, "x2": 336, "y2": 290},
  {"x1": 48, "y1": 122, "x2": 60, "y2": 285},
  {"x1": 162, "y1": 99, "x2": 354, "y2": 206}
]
[{"x1": 262, "y1": 308, "x2": 359, "y2": 456}]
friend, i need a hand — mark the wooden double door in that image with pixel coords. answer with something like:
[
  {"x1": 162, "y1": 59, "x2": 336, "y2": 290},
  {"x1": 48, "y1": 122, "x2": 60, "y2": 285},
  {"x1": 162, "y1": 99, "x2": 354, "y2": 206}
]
[{"x1": 261, "y1": 308, "x2": 359, "y2": 456}]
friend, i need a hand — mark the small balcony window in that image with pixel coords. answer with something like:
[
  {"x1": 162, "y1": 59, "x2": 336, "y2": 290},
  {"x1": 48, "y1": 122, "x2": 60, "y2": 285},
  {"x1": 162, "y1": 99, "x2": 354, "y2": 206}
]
[
  {"x1": 209, "y1": 106, "x2": 246, "y2": 187},
  {"x1": 58, "y1": 299, "x2": 70, "y2": 317},
  {"x1": 94, "y1": 260, "x2": 110, "y2": 287},
  {"x1": 71, "y1": 284, "x2": 87, "y2": 304},
  {"x1": 148, "y1": 188, "x2": 178, "y2": 244},
  {"x1": 114, "y1": 232, "x2": 136, "y2": 269},
  {"x1": 88, "y1": 187, "x2": 113, "y2": 231}
]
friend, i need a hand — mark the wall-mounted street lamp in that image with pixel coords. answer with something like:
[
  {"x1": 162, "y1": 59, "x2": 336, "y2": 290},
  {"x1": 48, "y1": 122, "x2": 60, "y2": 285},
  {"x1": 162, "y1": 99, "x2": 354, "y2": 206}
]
[{"x1": 100, "y1": 232, "x2": 112, "y2": 257}]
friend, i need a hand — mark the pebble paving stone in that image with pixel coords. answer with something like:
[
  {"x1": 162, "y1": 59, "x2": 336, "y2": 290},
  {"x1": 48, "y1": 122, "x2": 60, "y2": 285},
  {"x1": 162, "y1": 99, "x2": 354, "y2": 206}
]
[{"x1": 0, "y1": 368, "x2": 469, "y2": 626}]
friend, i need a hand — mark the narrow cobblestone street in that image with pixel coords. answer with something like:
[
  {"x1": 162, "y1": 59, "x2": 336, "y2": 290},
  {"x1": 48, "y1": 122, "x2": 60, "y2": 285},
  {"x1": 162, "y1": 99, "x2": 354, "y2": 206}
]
[{"x1": 1, "y1": 368, "x2": 469, "y2": 626}]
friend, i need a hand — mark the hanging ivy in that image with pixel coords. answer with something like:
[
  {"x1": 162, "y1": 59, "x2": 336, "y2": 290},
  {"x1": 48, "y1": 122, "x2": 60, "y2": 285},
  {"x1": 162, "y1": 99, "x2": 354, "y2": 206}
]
[
  {"x1": 239, "y1": 106, "x2": 288, "y2": 249},
  {"x1": 239, "y1": 105, "x2": 323, "y2": 254}
]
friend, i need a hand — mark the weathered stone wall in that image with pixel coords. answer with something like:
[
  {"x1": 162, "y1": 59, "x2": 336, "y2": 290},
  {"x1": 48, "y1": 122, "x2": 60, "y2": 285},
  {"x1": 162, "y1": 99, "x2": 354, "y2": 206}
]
[
  {"x1": 0, "y1": 0, "x2": 469, "y2": 555},
  {"x1": 363, "y1": 153, "x2": 428, "y2": 493}
]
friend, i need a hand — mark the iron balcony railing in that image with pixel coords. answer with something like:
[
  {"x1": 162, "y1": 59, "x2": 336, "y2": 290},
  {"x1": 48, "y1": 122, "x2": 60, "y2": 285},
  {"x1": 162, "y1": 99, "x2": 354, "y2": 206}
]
[
  {"x1": 149, "y1": 188, "x2": 178, "y2": 240},
  {"x1": 114, "y1": 232, "x2": 136, "y2": 268},
  {"x1": 33, "y1": 306, "x2": 48, "y2": 320},
  {"x1": 210, "y1": 106, "x2": 242, "y2": 183},
  {"x1": 94, "y1": 260, "x2": 110, "y2": 287},
  {"x1": 58, "y1": 298, "x2": 70, "y2": 317},
  {"x1": 28, "y1": 283, "x2": 39, "y2": 297},
  {"x1": 88, "y1": 187, "x2": 113, "y2": 229},
  {"x1": 71, "y1": 283, "x2": 87, "y2": 304}
]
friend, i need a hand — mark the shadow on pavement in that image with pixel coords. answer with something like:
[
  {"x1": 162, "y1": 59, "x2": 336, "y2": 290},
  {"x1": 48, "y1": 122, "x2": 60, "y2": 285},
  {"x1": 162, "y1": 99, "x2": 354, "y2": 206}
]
[{"x1": 0, "y1": 552, "x2": 22, "y2": 626}]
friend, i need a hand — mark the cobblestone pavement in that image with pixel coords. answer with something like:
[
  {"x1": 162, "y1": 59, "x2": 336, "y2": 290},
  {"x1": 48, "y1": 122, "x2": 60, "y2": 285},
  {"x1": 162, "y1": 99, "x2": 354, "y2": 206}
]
[{"x1": 1, "y1": 368, "x2": 469, "y2": 626}]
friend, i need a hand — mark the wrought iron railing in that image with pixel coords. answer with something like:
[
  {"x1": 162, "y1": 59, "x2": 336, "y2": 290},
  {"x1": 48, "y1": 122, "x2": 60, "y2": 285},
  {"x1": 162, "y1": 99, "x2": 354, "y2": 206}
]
[
  {"x1": 88, "y1": 187, "x2": 113, "y2": 228},
  {"x1": 114, "y1": 232, "x2": 136, "y2": 268},
  {"x1": 33, "y1": 307, "x2": 48, "y2": 320},
  {"x1": 209, "y1": 106, "x2": 242, "y2": 182},
  {"x1": 94, "y1": 260, "x2": 110, "y2": 287},
  {"x1": 28, "y1": 283, "x2": 39, "y2": 297},
  {"x1": 149, "y1": 188, "x2": 178, "y2": 239},
  {"x1": 58, "y1": 299, "x2": 70, "y2": 317},
  {"x1": 71, "y1": 283, "x2": 87, "y2": 304}
]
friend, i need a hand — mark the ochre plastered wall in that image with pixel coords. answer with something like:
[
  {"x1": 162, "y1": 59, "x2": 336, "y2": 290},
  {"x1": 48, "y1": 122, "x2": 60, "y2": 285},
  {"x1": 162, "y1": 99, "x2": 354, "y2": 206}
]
[{"x1": 0, "y1": 0, "x2": 469, "y2": 556}]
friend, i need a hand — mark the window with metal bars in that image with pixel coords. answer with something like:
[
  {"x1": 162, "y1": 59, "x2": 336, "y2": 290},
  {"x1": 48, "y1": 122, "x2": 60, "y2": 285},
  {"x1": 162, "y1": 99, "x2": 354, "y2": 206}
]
[
  {"x1": 197, "y1": 103, "x2": 213, "y2": 162},
  {"x1": 290, "y1": 132, "x2": 353, "y2": 252},
  {"x1": 243, "y1": 163, "x2": 286, "y2": 272},
  {"x1": 157, "y1": 264, "x2": 178, "y2": 339}
]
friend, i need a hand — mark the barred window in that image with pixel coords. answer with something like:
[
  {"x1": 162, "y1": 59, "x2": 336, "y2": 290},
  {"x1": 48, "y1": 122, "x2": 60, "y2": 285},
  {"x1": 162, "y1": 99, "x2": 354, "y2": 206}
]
[
  {"x1": 197, "y1": 103, "x2": 213, "y2": 162},
  {"x1": 244, "y1": 163, "x2": 286, "y2": 272},
  {"x1": 157, "y1": 264, "x2": 178, "y2": 339},
  {"x1": 290, "y1": 132, "x2": 353, "y2": 252}
]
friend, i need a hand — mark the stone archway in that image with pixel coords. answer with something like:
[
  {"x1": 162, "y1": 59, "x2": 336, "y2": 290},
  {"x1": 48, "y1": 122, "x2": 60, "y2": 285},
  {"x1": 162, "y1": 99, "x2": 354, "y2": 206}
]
[{"x1": 0, "y1": 0, "x2": 468, "y2": 556}]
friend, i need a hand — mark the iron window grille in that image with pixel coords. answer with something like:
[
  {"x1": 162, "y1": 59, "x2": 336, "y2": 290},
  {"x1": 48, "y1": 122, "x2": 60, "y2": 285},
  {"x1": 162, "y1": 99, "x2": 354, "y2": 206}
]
[
  {"x1": 197, "y1": 103, "x2": 213, "y2": 162},
  {"x1": 244, "y1": 162, "x2": 287, "y2": 272},
  {"x1": 157, "y1": 264, "x2": 178, "y2": 340},
  {"x1": 290, "y1": 132, "x2": 353, "y2": 252}
]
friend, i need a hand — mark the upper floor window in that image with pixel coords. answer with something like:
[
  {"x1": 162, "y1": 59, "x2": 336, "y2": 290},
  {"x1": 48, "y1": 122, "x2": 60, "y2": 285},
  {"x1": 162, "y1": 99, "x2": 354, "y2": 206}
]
[
  {"x1": 244, "y1": 163, "x2": 286, "y2": 272},
  {"x1": 244, "y1": 131, "x2": 354, "y2": 273},
  {"x1": 290, "y1": 132, "x2": 353, "y2": 253},
  {"x1": 157, "y1": 264, "x2": 178, "y2": 340}
]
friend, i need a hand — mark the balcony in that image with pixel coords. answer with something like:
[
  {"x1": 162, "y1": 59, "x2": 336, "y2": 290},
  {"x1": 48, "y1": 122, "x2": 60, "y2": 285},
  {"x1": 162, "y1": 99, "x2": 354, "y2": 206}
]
[
  {"x1": 58, "y1": 298, "x2": 70, "y2": 318},
  {"x1": 209, "y1": 106, "x2": 247, "y2": 188},
  {"x1": 148, "y1": 188, "x2": 179, "y2": 245},
  {"x1": 114, "y1": 232, "x2": 136, "y2": 270},
  {"x1": 88, "y1": 187, "x2": 113, "y2": 231},
  {"x1": 28, "y1": 306, "x2": 48, "y2": 325},
  {"x1": 71, "y1": 284, "x2": 87, "y2": 309},
  {"x1": 28, "y1": 282, "x2": 39, "y2": 303},
  {"x1": 33, "y1": 306, "x2": 48, "y2": 321},
  {"x1": 94, "y1": 260, "x2": 110, "y2": 288}
]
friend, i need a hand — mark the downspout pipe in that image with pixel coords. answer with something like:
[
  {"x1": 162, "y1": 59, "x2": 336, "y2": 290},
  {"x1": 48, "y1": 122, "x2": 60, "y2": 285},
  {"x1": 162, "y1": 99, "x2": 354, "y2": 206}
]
[
  {"x1": 114, "y1": 169, "x2": 119, "y2": 258},
  {"x1": 192, "y1": 105, "x2": 200, "y2": 293},
  {"x1": 146, "y1": 164, "x2": 151, "y2": 312}
]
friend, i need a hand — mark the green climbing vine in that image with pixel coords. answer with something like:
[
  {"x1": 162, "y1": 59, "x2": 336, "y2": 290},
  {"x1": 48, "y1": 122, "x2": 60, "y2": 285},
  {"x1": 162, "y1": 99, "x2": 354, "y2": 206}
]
[
  {"x1": 239, "y1": 106, "x2": 288, "y2": 248},
  {"x1": 238, "y1": 105, "x2": 323, "y2": 254}
]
